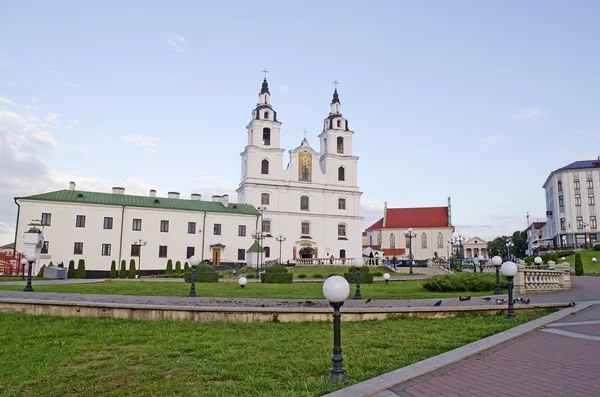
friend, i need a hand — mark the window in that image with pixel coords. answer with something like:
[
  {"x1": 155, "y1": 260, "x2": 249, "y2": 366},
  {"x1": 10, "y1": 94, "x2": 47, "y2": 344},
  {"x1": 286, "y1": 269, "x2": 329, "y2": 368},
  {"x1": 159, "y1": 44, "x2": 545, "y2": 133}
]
[
  {"x1": 421, "y1": 233, "x2": 427, "y2": 249},
  {"x1": 238, "y1": 225, "x2": 246, "y2": 236},
  {"x1": 186, "y1": 247, "x2": 195, "y2": 259},
  {"x1": 337, "y1": 137, "x2": 344, "y2": 153},
  {"x1": 74, "y1": 242, "x2": 83, "y2": 255},
  {"x1": 338, "y1": 198, "x2": 346, "y2": 210},
  {"x1": 588, "y1": 178, "x2": 594, "y2": 189},
  {"x1": 160, "y1": 220, "x2": 169, "y2": 232},
  {"x1": 558, "y1": 181, "x2": 562, "y2": 192},
  {"x1": 262, "y1": 128, "x2": 271, "y2": 145},
  {"x1": 560, "y1": 218, "x2": 566, "y2": 231},
  {"x1": 261, "y1": 159, "x2": 269, "y2": 174},
  {"x1": 338, "y1": 167, "x2": 345, "y2": 181},
  {"x1": 559, "y1": 196, "x2": 564, "y2": 208},
  {"x1": 338, "y1": 223, "x2": 346, "y2": 237},
  {"x1": 159, "y1": 246, "x2": 168, "y2": 258},
  {"x1": 591, "y1": 216, "x2": 597, "y2": 229},
  {"x1": 577, "y1": 216, "x2": 583, "y2": 230},
  {"x1": 589, "y1": 195, "x2": 595, "y2": 206},
  {"x1": 301, "y1": 222, "x2": 310, "y2": 235},
  {"x1": 574, "y1": 179, "x2": 580, "y2": 190},
  {"x1": 214, "y1": 223, "x2": 221, "y2": 235},
  {"x1": 261, "y1": 193, "x2": 270, "y2": 205},
  {"x1": 262, "y1": 220, "x2": 271, "y2": 233},
  {"x1": 41, "y1": 213, "x2": 51, "y2": 226},
  {"x1": 264, "y1": 111, "x2": 269, "y2": 119},
  {"x1": 437, "y1": 232, "x2": 444, "y2": 249},
  {"x1": 41, "y1": 241, "x2": 49, "y2": 254},
  {"x1": 131, "y1": 244, "x2": 140, "y2": 257},
  {"x1": 238, "y1": 249, "x2": 245, "y2": 261},
  {"x1": 264, "y1": 246, "x2": 270, "y2": 258},
  {"x1": 377, "y1": 233, "x2": 382, "y2": 245},
  {"x1": 575, "y1": 195, "x2": 582, "y2": 206},
  {"x1": 300, "y1": 195, "x2": 309, "y2": 210},
  {"x1": 339, "y1": 249, "x2": 346, "y2": 258},
  {"x1": 104, "y1": 217, "x2": 113, "y2": 229},
  {"x1": 188, "y1": 222, "x2": 196, "y2": 234},
  {"x1": 336, "y1": 119, "x2": 341, "y2": 128},
  {"x1": 132, "y1": 219, "x2": 142, "y2": 231},
  {"x1": 76, "y1": 215, "x2": 86, "y2": 228},
  {"x1": 101, "y1": 244, "x2": 111, "y2": 256},
  {"x1": 390, "y1": 233, "x2": 396, "y2": 248}
]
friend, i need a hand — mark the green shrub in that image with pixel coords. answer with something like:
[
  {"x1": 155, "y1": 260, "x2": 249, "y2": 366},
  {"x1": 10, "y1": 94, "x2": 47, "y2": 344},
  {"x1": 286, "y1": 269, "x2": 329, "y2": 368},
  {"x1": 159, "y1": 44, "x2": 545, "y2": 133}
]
[
  {"x1": 119, "y1": 260, "x2": 127, "y2": 279},
  {"x1": 344, "y1": 272, "x2": 374, "y2": 284},
  {"x1": 265, "y1": 265, "x2": 288, "y2": 273},
  {"x1": 347, "y1": 266, "x2": 370, "y2": 274},
  {"x1": 327, "y1": 273, "x2": 337, "y2": 278},
  {"x1": 184, "y1": 262, "x2": 190, "y2": 272},
  {"x1": 48, "y1": 261, "x2": 54, "y2": 267},
  {"x1": 246, "y1": 273, "x2": 256, "y2": 279},
  {"x1": 373, "y1": 271, "x2": 384, "y2": 277},
  {"x1": 128, "y1": 259, "x2": 136, "y2": 279},
  {"x1": 454, "y1": 262, "x2": 462, "y2": 272},
  {"x1": 422, "y1": 273, "x2": 507, "y2": 292},
  {"x1": 313, "y1": 273, "x2": 324, "y2": 279},
  {"x1": 166, "y1": 259, "x2": 173, "y2": 274},
  {"x1": 174, "y1": 273, "x2": 182, "y2": 278},
  {"x1": 261, "y1": 273, "x2": 293, "y2": 283},
  {"x1": 575, "y1": 253, "x2": 584, "y2": 276},
  {"x1": 67, "y1": 260, "x2": 76, "y2": 279},
  {"x1": 218, "y1": 272, "x2": 225, "y2": 279},
  {"x1": 36, "y1": 265, "x2": 45, "y2": 278},
  {"x1": 594, "y1": 244, "x2": 600, "y2": 251},
  {"x1": 297, "y1": 274, "x2": 307, "y2": 278},
  {"x1": 175, "y1": 261, "x2": 182, "y2": 273},
  {"x1": 183, "y1": 264, "x2": 218, "y2": 283},
  {"x1": 109, "y1": 260, "x2": 117, "y2": 278},
  {"x1": 77, "y1": 259, "x2": 86, "y2": 279}
]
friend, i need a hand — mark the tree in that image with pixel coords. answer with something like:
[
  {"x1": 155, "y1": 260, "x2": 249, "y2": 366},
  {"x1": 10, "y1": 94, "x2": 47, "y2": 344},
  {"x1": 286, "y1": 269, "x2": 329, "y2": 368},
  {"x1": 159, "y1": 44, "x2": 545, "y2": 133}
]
[
  {"x1": 487, "y1": 236, "x2": 510, "y2": 258},
  {"x1": 184, "y1": 262, "x2": 190, "y2": 272},
  {"x1": 175, "y1": 261, "x2": 182, "y2": 273},
  {"x1": 166, "y1": 259, "x2": 173, "y2": 274},
  {"x1": 128, "y1": 258, "x2": 136, "y2": 279},
  {"x1": 511, "y1": 230, "x2": 527, "y2": 258},
  {"x1": 109, "y1": 260, "x2": 117, "y2": 278},
  {"x1": 120, "y1": 260, "x2": 127, "y2": 279},
  {"x1": 67, "y1": 260, "x2": 76, "y2": 279},
  {"x1": 37, "y1": 265, "x2": 46, "y2": 277},
  {"x1": 575, "y1": 253, "x2": 584, "y2": 276},
  {"x1": 48, "y1": 261, "x2": 54, "y2": 267},
  {"x1": 77, "y1": 259, "x2": 86, "y2": 279}
]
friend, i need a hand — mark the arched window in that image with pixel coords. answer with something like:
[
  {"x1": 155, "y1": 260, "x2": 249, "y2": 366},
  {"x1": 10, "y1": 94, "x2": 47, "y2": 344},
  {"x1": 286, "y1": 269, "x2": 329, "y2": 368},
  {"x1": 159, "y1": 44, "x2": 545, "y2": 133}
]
[
  {"x1": 300, "y1": 195, "x2": 309, "y2": 210},
  {"x1": 558, "y1": 181, "x2": 562, "y2": 192},
  {"x1": 377, "y1": 233, "x2": 382, "y2": 245},
  {"x1": 390, "y1": 233, "x2": 395, "y2": 248},
  {"x1": 261, "y1": 159, "x2": 269, "y2": 174},
  {"x1": 262, "y1": 128, "x2": 271, "y2": 146},
  {"x1": 261, "y1": 193, "x2": 270, "y2": 206},
  {"x1": 301, "y1": 222, "x2": 310, "y2": 236},
  {"x1": 437, "y1": 232, "x2": 443, "y2": 249},
  {"x1": 338, "y1": 223, "x2": 346, "y2": 237},
  {"x1": 264, "y1": 111, "x2": 269, "y2": 119},
  {"x1": 338, "y1": 167, "x2": 345, "y2": 181},
  {"x1": 262, "y1": 220, "x2": 271, "y2": 233},
  {"x1": 338, "y1": 198, "x2": 346, "y2": 210},
  {"x1": 264, "y1": 246, "x2": 270, "y2": 258},
  {"x1": 421, "y1": 233, "x2": 427, "y2": 249},
  {"x1": 339, "y1": 249, "x2": 346, "y2": 258},
  {"x1": 336, "y1": 119, "x2": 341, "y2": 128},
  {"x1": 337, "y1": 137, "x2": 344, "y2": 153}
]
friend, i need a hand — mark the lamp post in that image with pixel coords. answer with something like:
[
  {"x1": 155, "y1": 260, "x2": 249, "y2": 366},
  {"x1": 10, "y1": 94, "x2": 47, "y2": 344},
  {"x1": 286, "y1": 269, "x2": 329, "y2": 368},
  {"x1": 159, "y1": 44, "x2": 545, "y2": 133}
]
[
  {"x1": 447, "y1": 239, "x2": 452, "y2": 260},
  {"x1": 404, "y1": 228, "x2": 417, "y2": 274},
  {"x1": 477, "y1": 255, "x2": 484, "y2": 273},
  {"x1": 20, "y1": 258, "x2": 27, "y2": 281},
  {"x1": 353, "y1": 257, "x2": 364, "y2": 300},
  {"x1": 257, "y1": 205, "x2": 267, "y2": 272},
  {"x1": 239, "y1": 277, "x2": 247, "y2": 288},
  {"x1": 322, "y1": 276, "x2": 351, "y2": 382},
  {"x1": 188, "y1": 255, "x2": 201, "y2": 297},
  {"x1": 23, "y1": 251, "x2": 37, "y2": 292},
  {"x1": 133, "y1": 238, "x2": 147, "y2": 279},
  {"x1": 582, "y1": 221, "x2": 589, "y2": 247},
  {"x1": 383, "y1": 273, "x2": 390, "y2": 285},
  {"x1": 500, "y1": 261, "x2": 518, "y2": 319},
  {"x1": 276, "y1": 234, "x2": 286, "y2": 264},
  {"x1": 534, "y1": 256, "x2": 542, "y2": 268},
  {"x1": 491, "y1": 256, "x2": 503, "y2": 295},
  {"x1": 453, "y1": 234, "x2": 466, "y2": 259},
  {"x1": 505, "y1": 239, "x2": 514, "y2": 259}
]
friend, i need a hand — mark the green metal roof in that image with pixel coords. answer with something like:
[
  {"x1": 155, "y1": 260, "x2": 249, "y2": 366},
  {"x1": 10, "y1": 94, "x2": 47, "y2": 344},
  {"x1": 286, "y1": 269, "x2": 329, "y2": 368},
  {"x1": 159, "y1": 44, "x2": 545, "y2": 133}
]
[
  {"x1": 18, "y1": 189, "x2": 261, "y2": 216},
  {"x1": 246, "y1": 241, "x2": 265, "y2": 253}
]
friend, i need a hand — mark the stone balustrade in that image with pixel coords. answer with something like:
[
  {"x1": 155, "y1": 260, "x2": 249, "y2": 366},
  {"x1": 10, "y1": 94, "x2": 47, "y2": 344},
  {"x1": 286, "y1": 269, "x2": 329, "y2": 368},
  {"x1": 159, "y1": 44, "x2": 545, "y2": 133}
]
[
  {"x1": 480, "y1": 262, "x2": 571, "y2": 293},
  {"x1": 294, "y1": 258, "x2": 356, "y2": 266}
]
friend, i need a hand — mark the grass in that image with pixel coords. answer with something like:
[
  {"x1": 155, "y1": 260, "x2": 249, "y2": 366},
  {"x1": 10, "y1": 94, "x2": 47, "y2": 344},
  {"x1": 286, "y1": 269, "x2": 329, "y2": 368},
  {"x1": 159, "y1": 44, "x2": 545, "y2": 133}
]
[
  {"x1": 0, "y1": 310, "x2": 553, "y2": 396},
  {"x1": 0, "y1": 277, "x2": 43, "y2": 282},
  {"x1": 0, "y1": 279, "x2": 502, "y2": 299},
  {"x1": 564, "y1": 248, "x2": 600, "y2": 273}
]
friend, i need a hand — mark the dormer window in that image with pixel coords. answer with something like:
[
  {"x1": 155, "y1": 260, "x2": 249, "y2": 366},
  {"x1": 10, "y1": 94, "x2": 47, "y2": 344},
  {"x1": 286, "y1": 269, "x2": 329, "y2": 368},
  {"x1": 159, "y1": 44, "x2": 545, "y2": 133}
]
[{"x1": 262, "y1": 128, "x2": 271, "y2": 146}]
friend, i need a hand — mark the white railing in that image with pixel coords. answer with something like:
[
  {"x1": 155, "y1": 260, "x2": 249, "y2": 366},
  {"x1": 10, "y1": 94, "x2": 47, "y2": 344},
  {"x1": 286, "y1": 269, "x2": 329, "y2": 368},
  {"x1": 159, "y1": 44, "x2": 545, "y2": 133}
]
[
  {"x1": 479, "y1": 262, "x2": 571, "y2": 293},
  {"x1": 294, "y1": 258, "x2": 356, "y2": 266}
]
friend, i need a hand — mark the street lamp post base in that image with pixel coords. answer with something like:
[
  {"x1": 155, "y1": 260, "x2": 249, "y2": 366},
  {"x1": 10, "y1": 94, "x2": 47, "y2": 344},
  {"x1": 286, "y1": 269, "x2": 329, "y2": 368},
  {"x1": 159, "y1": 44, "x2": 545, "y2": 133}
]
[
  {"x1": 23, "y1": 285, "x2": 33, "y2": 292},
  {"x1": 329, "y1": 368, "x2": 349, "y2": 382},
  {"x1": 494, "y1": 266, "x2": 502, "y2": 295}
]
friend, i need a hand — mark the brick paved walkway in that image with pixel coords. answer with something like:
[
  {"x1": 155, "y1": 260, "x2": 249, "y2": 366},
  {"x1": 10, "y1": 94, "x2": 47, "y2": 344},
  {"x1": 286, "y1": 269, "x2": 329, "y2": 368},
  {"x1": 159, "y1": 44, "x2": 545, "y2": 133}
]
[{"x1": 383, "y1": 303, "x2": 600, "y2": 397}]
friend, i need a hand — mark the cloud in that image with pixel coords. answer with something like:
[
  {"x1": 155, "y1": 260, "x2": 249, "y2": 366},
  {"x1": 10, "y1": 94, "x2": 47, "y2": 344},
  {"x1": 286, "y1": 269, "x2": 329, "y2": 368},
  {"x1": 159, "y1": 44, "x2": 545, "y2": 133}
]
[
  {"x1": 360, "y1": 200, "x2": 384, "y2": 230},
  {"x1": 121, "y1": 134, "x2": 160, "y2": 153},
  {"x1": 65, "y1": 81, "x2": 80, "y2": 89},
  {"x1": 7, "y1": 81, "x2": 16, "y2": 87},
  {"x1": 480, "y1": 135, "x2": 506, "y2": 144},
  {"x1": 511, "y1": 107, "x2": 545, "y2": 123},
  {"x1": 0, "y1": 97, "x2": 13, "y2": 105},
  {"x1": 45, "y1": 112, "x2": 61, "y2": 126},
  {"x1": 164, "y1": 32, "x2": 186, "y2": 52}
]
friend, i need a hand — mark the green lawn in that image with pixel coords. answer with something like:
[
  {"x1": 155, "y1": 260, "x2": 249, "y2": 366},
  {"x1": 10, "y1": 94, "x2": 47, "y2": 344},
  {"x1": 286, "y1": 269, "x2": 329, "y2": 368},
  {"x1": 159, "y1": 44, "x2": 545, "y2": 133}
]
[
  {"x1": 0, "y1": 280, "x2": 501, "y2": 299},
  {"x1": 564, "y1": 249, "x2": 600, "y2": 273},
  {"x1": 0, "y1": 277, "x2": 42, "y2": 282},
  {"x1": 0, "y1": 310, "x2": 553, "y2": 396}
]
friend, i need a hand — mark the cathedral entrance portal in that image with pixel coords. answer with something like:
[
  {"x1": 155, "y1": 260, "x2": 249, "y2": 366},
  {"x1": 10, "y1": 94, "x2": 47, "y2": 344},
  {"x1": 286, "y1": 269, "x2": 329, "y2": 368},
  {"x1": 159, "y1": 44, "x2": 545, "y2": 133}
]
[{"x1": 299, "y1": 247, "x2": 316, "y2": 259}]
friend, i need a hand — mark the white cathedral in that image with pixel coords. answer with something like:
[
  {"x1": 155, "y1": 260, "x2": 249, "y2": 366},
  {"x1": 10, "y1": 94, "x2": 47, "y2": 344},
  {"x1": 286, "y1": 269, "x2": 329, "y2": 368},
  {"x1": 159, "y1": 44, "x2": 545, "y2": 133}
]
[{"x1": 13, "y1": 77, "x2": 363, "y2": 274}]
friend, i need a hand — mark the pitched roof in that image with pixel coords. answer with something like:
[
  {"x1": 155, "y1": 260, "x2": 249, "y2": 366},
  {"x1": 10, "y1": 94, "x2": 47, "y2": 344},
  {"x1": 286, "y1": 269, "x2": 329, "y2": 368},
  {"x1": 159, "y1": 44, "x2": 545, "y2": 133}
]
[
  {"x1": 383, "y1": 248, "x2": 406, "y2": 257},
  {"x1": 532, "y1": 222, "x2": 546, "y2": 230},
  {"x1": 246, "y1": 241, "x2": 265, "y2": 253},
  {"x1": 366, "y1": 207, "x2": 450, "y2": 230},
  {"x1": 555, "y1": 159, "x2": 600, "y2": 172},
  {"x1": 17, "y1": 190, "x2": 260, "y2": 216}
]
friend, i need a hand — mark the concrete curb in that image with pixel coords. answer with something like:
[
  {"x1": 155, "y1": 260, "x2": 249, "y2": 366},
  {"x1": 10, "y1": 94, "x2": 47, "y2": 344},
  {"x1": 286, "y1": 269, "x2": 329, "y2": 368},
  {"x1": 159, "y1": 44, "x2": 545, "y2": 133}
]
[{"x1": 322, "y1": 301, "x2": 599, "y2": 397}]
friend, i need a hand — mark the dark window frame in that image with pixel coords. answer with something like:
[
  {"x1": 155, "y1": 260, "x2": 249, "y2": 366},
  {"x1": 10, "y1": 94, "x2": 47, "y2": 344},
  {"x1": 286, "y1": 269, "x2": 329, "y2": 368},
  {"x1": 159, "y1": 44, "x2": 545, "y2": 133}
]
[
  {"x1": 159, "y1": 246, "x2": 168, "y2": 258},
  {"x1": 213, "y1": 223, "x2": 222, "y2": 235},
  {"x1": 300, "y1": 196, "x2": 309, "y2": 211},
  {"x1": 186, "y1": 246, "x2": 195, "y2": 259},
  {"x1": 160, "y1": 220, "x2": 169, "y2": 233},
  {"x1": 131, "y1": 244, "x2": 140, "y2": 257},
  {"x1": 101, "y1": 243, "x2": 111, "y2": 256},
  {"x1": 74, "y1": 242, "x2": 83, "y2": 255},
  {"x1": 301, "y1": 222, "x2": 310, "y2": 235},
  {"x1": 261, "y1": 159, "x2": 269, "y2": 175},
  {"x1": 238, "y1": 225, "x2": 246, "y2": 236},
  {"x1": 41, "y1": 241, "x2": 49, "y2": 254},
  {"x1": 338, "y1": 198, "x2": 346, "y2": 210},
  {"x1": 104, "y1": 217, "x2": 113, "y2": 229},
  {"x1": 132, "y1": 219, "x2": 142, "y2": 231},
  {"x1": 188, "y1": 222, "x2": 196, "y2": 234},
  {"x1": 76, "y1": 215, "x2": 86, "y2": 228},
  {"x1": 237, "y1": 248, "x2": 245, "y2": 261},
  {"x1": 41, "y1": 213, "x2": 51, "y2": 226},
  {"x1": 338, "y1": 167, "x2": 345, "y2": 181}
]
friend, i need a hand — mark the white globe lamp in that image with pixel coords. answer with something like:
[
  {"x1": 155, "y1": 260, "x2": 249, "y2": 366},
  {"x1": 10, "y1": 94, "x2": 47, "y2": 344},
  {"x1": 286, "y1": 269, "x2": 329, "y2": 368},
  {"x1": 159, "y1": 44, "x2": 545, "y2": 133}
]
[
  {"x1": 383, "y1": 272, "x2": 390, "y2": 284},
  {"x1": 238, "y1": 277, "x2": 248, "y2": 288},
  {"x1": 500, "y1": 261, "x2": 518, "y2": 319},
  {"x1": 534, "y1": 256, "x2": 543, "y2": 266}
]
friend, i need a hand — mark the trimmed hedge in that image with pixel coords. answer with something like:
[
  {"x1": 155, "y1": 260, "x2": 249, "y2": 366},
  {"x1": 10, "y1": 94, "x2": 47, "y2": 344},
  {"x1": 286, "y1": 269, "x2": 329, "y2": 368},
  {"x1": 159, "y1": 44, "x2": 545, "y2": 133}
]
[
  {"x1": 166, "y1": 259, "x2": 173, "y2": 274},
  {"x1": 77, "y1": 259, "x2": 86, "y2": 279},
  {"x1": 261, "y1": 273, "x2": 293, "y2": 283},
  {"x1": 184, "y1": 262, "x2": 190, "y2": 272},
  {"x1": 594, "y1": 244, "x2": 600, "y2": 251},
  {"x1": 344, "y1": 272, "x2": 374, "y2": 284},
  {"x1": 109, "y1": 260, "x2": 117, "y2": 278},
  {"x1": 119, "y1": 260, "x2": 127, "y2": 279},
  {"x1": 313, "y1": 274, "x2": 323, "y2": 279},
  {"x1": 175, "y1": 261, "x2": 182, "y2": 273},
  {"x1": 297, "y1": 274, "x2": 307, "y2": 278},
  {"x1": 422, "y1": 273, "x2": 507, "y2": 292},
  {"x1": 184, "y1": 264, "x2": 219, "y2": 283},
  {"x1": 36, "y1": 265, "x2": 45, "y2": 278},
  {"x1": 264, "y1": 265, "x2": 288, "y2": 273},
  {"x1": 128, "y1": 259, "x2": 136, "y2": 279},
  {"x1": 246, "y1": 273, "x2": 256, "y2": 279},
  {"x1": 373, "y1": 271, "x2": 384, "y2": 277},
  {"x1": 575, "y1": 253, "x2": 584, "y2": 276},
  {"x1": 67, "y1": 260, "x2": 76, "y2": 279}
]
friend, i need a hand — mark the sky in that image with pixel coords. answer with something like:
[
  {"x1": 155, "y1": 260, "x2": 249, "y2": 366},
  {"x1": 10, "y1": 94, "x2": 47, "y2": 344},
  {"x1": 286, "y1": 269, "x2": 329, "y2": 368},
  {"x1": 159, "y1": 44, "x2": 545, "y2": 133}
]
[{"x1": 1, "y1": 1, "x2": 600, "y2": 245}]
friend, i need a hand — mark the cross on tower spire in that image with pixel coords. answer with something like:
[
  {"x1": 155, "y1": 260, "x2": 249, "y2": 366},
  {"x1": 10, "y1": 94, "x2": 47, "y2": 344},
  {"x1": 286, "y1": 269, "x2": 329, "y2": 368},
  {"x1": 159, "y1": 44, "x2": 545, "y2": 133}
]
[
  {"x1": 262, "y1": 68, "x2": 269, "y2": 79},
  {"x1": 302, "y1": 129, "x2": 308, "y2": 140},
  {"x1": 333, "y1": 79, "x2": 339, "y2": 90}
]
